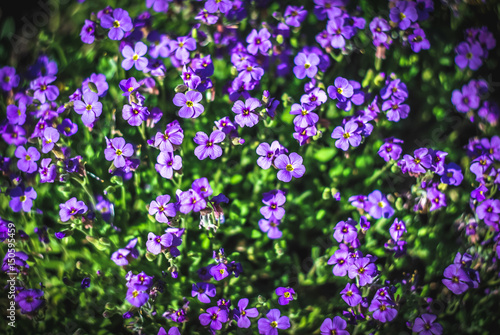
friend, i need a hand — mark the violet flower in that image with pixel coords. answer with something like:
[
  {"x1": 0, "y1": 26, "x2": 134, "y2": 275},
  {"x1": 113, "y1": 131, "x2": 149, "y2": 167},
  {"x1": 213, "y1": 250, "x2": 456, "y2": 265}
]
[{"x1": 275, "y1": 152, "x2": 306, "y2": 182}]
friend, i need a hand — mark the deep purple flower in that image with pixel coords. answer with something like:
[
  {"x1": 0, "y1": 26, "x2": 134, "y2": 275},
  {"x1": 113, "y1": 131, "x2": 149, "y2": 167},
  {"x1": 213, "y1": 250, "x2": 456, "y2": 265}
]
[
  {"x1": 259, "y1": 218, "x2": 283, "y2": 239},
  {"x1": 154, "y1": 120, "x2": 184, "y2": 152},
  {"x1": 2, "y1": 124, "x2": 27, "y2": 146},
  {"x1": 327, "y1": 244, "x2": 351, "y2": 277},
  {"x1": 199, "y1": 306, "x2": 228, "y2": 330},
  {"x1": 409, "y1": 28, "x2": 430, "y2": 53},
  {"x1": 328, "y1": 77, "x2": 354, "y2": 102},
  {"x1": 382, "y1": 96, "x2": 410, "y2": 122},
  {"x1": 451, "y1": 84, "x2": 480, "y2": 113},
  {"x1": 413, "y1": 314, "x2": 443, "y2": 335},
  {"x1": 193, "y1": 130, "x2": 225, "y2": 160},
  {"x1": 173, "y1": 90, "x2": 204, "y2": 118},
  {"x1": 258, "y1": 309, "x2": 290, "y2": 335},
  {"x1": 31, "y1": 76, "x2": 59, "y2": 103},
  {"x1": 366, "y1": 190, "x2": 394, "y2": 219},
  {"x1": 122, "y1": 102, "x2": 150, "y2": 126},
  {"x1": 290, "y1": 103, "x2": 319, "y2": 128},
  {"x1": 9, "y1": 187, "x2": 37, "y2": 213},
  {"x1": 284, "y1": 6, "x2": 307, "y2": 27},
  {"x1": 455, "y1": 42, "x2": 483, "y2": 70},
  {"x1": 57, "y1": 118, "x2": 78, "y2": 136},
  {"x1": 0, "y1": 66, "x2": 20, "y2": 91},
  {"x1": 390, "y1": 1, "x2": 418, "y2": 30},
  {"x1": 260, "y1": 190, "x2": 286, "y2": 220},
  {"x1": 122, "y1": 41, "x2": 148, "y2": 71},
  {"x1": 211, "y1": 263, "x2": 230, "y2": 281},
  {"x1": 205, "y1": 0, "x2": 231, "y2": 13},
  {"x1": 39, "y1": 158, "x2": 57, "y2": 183},
  {"x1": 232, "y1": 98, "x2": 262, "y2": 127},
  {"x1": 442, "y1": 264, "x2": 471, "y2": 294},
  {"x1": 387, "y1": 218, "x2": 406, "y2": 242},
  {"x1": 275, "y1": 287, "x2": 295, "y2": 305},
  {"x1": 378, "y1": 138, "x2": 404, "y2": 162},
  {"x1": 333, "y1": 219, "x2": 358, "y2": 244},
  {"x1": 74, "y1": 91, "x2": 103, "y2": 126},
  {"x1": 119, "y1": 77, "x2": 140, "y2": 96},
  {"x1": 348, "y1": 257, "x2": 377, "y2": 286},
  {"x1": 340, "y1": 283, "x2": 362, "y2": 307},
  {"x1": 146, "y1": 0, "x2": 169, "y2": 12},
  {"x1": 331, "y1": 120, "x2": 362, "y2": 151},
  {"x1": 476, "y1": 199, "x2": 500, "y2": 227},
  {"x1": 59, "y1": 197, "x2": 88, "y2": 222},
  {"x1": 149, "y1": 195, "x2": 176, "y2": 223},
  {"x1": 403, "y1": 148, "x2": 432, "y2": 174},
  {"x1": 301, "y1": 87, "x2": 327, "y2": 107},
  {"x1": 15, "y1": 146, "x2": 40, "y2": 173},
  {"x1": 275, "y1": 152, "x2": 306, "y2": 182},
  {"x1": 16, "y1": 289, "x2": 44, "y2": 313},
  {"x1": 293, "y1": 52, "x2": 320, "y2": 79},
  {"x1": 256, "y1": 141, "x2": 285, "y2": 169},
  {"x1": 320, "y1": 316, "x2": 349, "y2": 335},
  {"x1": 80, "y1": 20, "x2": 95, "y2": 44},
  {"x1": 126, "y1": 285, "x2": 149, "y2": 307},
  {"x1": 81, "y1": 277, "x2": 91, "y2": 289},
  {"x1": 192, "y1": 282, "x2": 216, "y2": 303},
  {"x1": 100, "y1": 8, "x2": 133, "y2": 40},
  {"x1": 104, "y1": 137, "x2": 134, "y2": 168},
  {"x1": 246, "y1": 28, "x2": 272, "y2": 55},
  {"x1": 234, "y1": 298, "x2": 259, "y2": 328},
  {"x1": 6, "y1": 102, "x2": 26, "y2": 125}
]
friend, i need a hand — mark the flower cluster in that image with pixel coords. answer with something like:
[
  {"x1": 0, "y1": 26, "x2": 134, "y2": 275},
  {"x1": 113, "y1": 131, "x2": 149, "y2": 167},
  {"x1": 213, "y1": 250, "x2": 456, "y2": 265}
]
[
  {"x1": 442, "y1": 252, "x2": 480, "y2": 295},
  {"x1": 455, "y1": 26, "x2": 496, "y2": 71},
  {"x1": 259, "y1": 189, "x2": 286, "y2": 239}
]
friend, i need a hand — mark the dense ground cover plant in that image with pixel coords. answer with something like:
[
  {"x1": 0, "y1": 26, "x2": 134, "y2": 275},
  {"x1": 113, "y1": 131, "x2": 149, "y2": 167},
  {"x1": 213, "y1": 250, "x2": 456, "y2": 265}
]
[{"x1": 0, "y1": 0, "x2": 499, "y2": 334}]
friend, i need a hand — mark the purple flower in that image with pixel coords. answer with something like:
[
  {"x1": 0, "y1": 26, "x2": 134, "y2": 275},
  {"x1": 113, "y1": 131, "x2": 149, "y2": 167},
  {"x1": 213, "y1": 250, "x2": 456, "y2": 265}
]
[
  {"x1": 333, "y1": 219, "x2": 358, "y2": 244},
  {"x1": 327, "y1": 244, "x2": 351, "y2": 277},
  {"x1": 81, "y1": 277, "x2": 91, "y2": 289},
  {"x1": 403, "y1": 148, "x2": 432, "y2": 174},
  {"x1": 173, "y1": 90, "x2": 204, "y2": 118},
  {"x1": 119, "y1": 77, "x2": 140, "y2": 96},
  {"x1": 293, "y1": 52, "x2": 319, "y2": 79},
  {"x1": 57, "y1": 118, "x2": 78, "y2": 136},
  {"x1": 232, "y1": 98, "x2": 262, "y2": 127},
  {"x1": 210, "y1": 263, "x2": 229, "y2": 281},
  {"x1": 284, "y1": 6, "x2": 307, "y2": 27},
  {"x1": 378, "y1": 138, "x2": 404, "y2": 162},
  {"x1": 369, "y1": 298, "x2": 398, "y2": 322},
  {"x1": 328, "y1": 77, "x2": 353, "y2": 102},
  {"x1": 122, "y1": 41, "x2": 148, "y2": 71},
  {"x1": 451, "y1": 84, "x2": 480, "y2": 113},
  {"x1": 146, "y1": 0, "x2": 169, "y2": 13},
  {"x1": 9, "y1": 187, "x2": 37, "y2": 213},
  {"x1": 39, "y1": 158, "x2": 57, "y2": 183},
  {"x1": 413, "y1": 314, "x2": 443, "y2": 335},
  {"x1": 0, "y1": 66, "x2": 20, "y2": 91},
  {"x1": 290, "y1": 103, "x2": 319, "y2": 128},
  {"x1": 154, "y1": 120, "x2": 184, "y2": 152},
  {"x1": 149, "y1": 195, "x2": 176, "y2": 223},
  {"x1": 455, "y1": 42, "x2": 483, "y2": 70},
  {"x1": 31, "y1": 76, "x2": 59, "y2": 103},
  {"x1": 331, "y1": 120, "x2": 362, "y2": 151},
  {"x1": 275, "y1": 152, "x2": 306, "y2": 182},
  {"x1": 246, "y1": 28, "x2": 272, "y2": 55},
  {"x1": 370, "y1": 17, "x2": 390, "y2": 46},
  {"x1": 234, "y1": 298, "x2": 259, "y2": 328},
  {"x1": 390, "y1": 1, "x2": 418, "y2": 30},
  {"x1": 80, "y1": 20, "x2": 96, "y2": 44},
  {"x1": 340, "y1": 283, "x2": 362, "y2": 307},
  {"x1": 258, "y1": 309, "x2": 290, "y2": 335},
  {"x1": 170, "y1": 36, "x2": 197, "y2": 64},
  {"x1": 126, "y1": 285, "x2": 149, "y2": 307},
  {"x1": 260, "y1": 190, "x2": 286, "y2": 220},
  {"x1": 193, "y1": 130, "x2": 225, "y2": 160},
  {"x1": 59, "y1": 197, "x2": 88, "y2": 222},
  {"x1": 366, "y1": 190, "x2": 394, "y2": 219},
  {"x1": 41, "y1": 127, "x2": 60, "y2": 153},
  {"x1": 301, "y1": 87, "x2": 327, "y2": 107},
  {"x1": 327, "y1": 17, "x2": 353, "y2": 48},
  {"x1": 15, "y1": 146, "x2": 40, "y2": 173},
  {"x1": 476, "y1": 199, "x2": 500, "y2": 227},
  {"x1": 348, "y1": 257, "x2": 377, "y2": 286},
  {"x1": 199, "y1": 306, "x2": 228, "y2": 330},
  {"x1": 409, "y1": 28, "x2": 430, "y2": 53},
  {"x1": 122, "y1": 102, "x2": 150, "y2": 126},
  {"x1": 178, "y1": 189, "x2": 206, "y2": 214},
  {"x1": 389, "y1": 218, "x2": 407, "y2": 241},
  {"x1": 155, "y1": 151, "x2": 182, "y2": 179},
  {"x1": 192, "y1": 282, "x2": 216, "y2": 303},
  {"x1": 205, "y1": 0, "x2": 232, "y2": 13},
  {"x1": 259, "y1": 218, "x2": 283, "y2": 239},
  {"x1": 382, "y1": 96, "x2": 410, "y2": 122},
  {"x1": 256, "y1": 141, "x2": 285, "y2": 169},
  {"x1": 104, "y1": 137, "x2": 134, "y2": 168},
  {"x1": 320, "y1": 316, "x2": 349, "y2": 335},
  {"x1": 442, "y1": 264, "x2": 471, "y2": 294},
  {"x1": 275, "y1": 287, "x2": 295, "y2": 305},
  {"x1": 16, "y1": 289, "x2": 44, "y2": 313},
  {"x1": 6, "y1": 102, "x2": 26, "y2": 125},
  {"x1": 74, "y1": 91, "x2": 103, "y2": 126},
  {"x1": 100, "y1": 8, "x2": 133, "y2": 40}
]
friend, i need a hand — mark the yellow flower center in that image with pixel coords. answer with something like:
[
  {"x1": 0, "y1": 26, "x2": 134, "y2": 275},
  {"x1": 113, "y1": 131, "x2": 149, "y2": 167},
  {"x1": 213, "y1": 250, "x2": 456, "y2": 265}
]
[
  {"x1": 20, "y1": 195, "x2": 27, "y2": 202},
  {"x1": 271, "y1": 321, "x2": 278, "y2": 328},
  {"x1": 113, "y1": 20, "x2": 120, "y2": 28},
  {"x1": 286, "y1": 164, "x2": 294, "y2": 172},
  {"x1": 116, "y1": 149, "x2": 123, "y2": 156},
  {"x1": 132, "y1": 54, "x2": 139, "y2": 61},
  {"x1": 86, "y1": 104, "x2": 92, "y2": 111},
  {"x1": 186, "y1": 101, "x2": 194, "y2": 107}
]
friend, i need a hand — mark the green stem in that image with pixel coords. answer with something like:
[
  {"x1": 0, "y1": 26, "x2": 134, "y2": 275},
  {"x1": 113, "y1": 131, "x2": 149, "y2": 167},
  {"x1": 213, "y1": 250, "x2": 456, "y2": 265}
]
[{"x1": 365, "y1": 160, "x2": 396, "y2": 187}]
